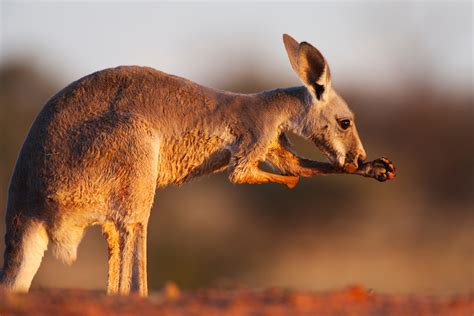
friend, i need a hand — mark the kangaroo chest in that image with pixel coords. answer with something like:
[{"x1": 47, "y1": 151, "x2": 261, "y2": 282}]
[{"x1": 156, "y1": 130, "x2": 232, "y2": 186}]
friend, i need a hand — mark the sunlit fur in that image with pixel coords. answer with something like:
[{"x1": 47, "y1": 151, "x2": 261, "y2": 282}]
[{"x1": 0, "y1": 34, "x2": 388, "y2": 296}]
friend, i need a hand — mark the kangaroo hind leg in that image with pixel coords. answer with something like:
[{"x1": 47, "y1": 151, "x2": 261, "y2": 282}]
[
  {"x1": 112, "y1": 222, "x2": 148, "y2": 296},
  {"x1": 117, "y1": 224, "x2": 137, "y2": 295},
  {"x1": 102, "y1": 221, "x2": 120, "y2": 295},
  {"x1": 131, "y1": 222, "x2": 148, "y2": 296}
]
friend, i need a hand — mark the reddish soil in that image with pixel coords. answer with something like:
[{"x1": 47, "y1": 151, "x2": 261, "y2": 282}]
[{"x1": 0, "y1": 284, "x2": 472, "y2": 316}]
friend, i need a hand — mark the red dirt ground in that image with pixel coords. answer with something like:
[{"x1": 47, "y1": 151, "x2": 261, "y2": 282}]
[{"x1": 0, "y1": 284, "x2": 472, "y2": 316}]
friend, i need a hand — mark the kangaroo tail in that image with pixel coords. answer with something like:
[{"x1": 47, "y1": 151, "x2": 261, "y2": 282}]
[{"x1": 0, "y1": 213, "x2": 49, "y2": 292}]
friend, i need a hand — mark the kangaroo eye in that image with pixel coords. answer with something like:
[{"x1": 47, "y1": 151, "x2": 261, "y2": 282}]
[{"x1": 338, "y1": 119, "x2": 351, "y2": 130}]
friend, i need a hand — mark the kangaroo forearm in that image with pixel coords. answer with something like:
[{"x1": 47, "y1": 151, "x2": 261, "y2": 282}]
[
  {"x1": 266, "y1": 145, "x2": 339, "y2": 177},
  {"x1": 270, "y1": 154, "x2": 340, "y2": 176},
  {"x1": 296, "y1": 158, "x2": 341, "y2": 175},
  {"x1": 297, "y1": 157, "x2": 396, "y2": 182},
  {"x1": 266, "y1": 135, "x2": 342, "y2": 177},
  {"x1": 229, "y1": 164, "x2": 299, "y2": 189},
  {"x1": 267, "y1": 142, "x2": 395, "y2": 181}
]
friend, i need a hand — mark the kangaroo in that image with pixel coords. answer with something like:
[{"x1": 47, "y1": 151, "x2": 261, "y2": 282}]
[{"x1": 0, "y1": 34, "x2": 395, "y2": 296}]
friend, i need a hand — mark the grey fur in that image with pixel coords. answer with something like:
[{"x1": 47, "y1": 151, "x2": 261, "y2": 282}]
[{"x1": 0, "y1": 34, "x2": 395, "y2": 296}]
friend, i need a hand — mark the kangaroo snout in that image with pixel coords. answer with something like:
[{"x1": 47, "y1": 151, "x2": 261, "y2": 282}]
[
  {"x1": 358, "y1": 149, "x2": 367, "y2": 164},
  {"x1": 343, "y1": 161, "x2": 358, "y2": 173},
  {"x1": 343, "y1": 148, "x2": 366, "y2": 173}
]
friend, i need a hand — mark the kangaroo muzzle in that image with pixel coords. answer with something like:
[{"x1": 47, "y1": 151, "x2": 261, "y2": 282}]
[{"x1": 343, "y1": 149, "x2": 367, "y2": 173}]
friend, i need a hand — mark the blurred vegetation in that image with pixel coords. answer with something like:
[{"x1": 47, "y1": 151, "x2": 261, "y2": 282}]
[{"x1": 0, "y1": 60, "x2": 472, "y2": 295}]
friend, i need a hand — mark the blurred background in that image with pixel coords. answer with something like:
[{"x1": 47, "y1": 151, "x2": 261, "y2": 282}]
[{"x1": 0, "y1": 1, "x2": 472, "y2": 296}]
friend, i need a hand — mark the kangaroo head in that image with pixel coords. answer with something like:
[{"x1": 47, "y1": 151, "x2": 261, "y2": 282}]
[{"x1": 283, "y1": 34, "x2": 367, "y2": 172}]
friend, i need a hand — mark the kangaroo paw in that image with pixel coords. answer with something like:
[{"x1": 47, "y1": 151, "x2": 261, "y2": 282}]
[{"x1": 360, "y1": 157, "x2": 396, "y2": 182}]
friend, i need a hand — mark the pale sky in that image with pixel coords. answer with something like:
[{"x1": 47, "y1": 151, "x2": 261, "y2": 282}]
[{"x1": 1, "y1": 1, "x2": 472, "y2": 95}]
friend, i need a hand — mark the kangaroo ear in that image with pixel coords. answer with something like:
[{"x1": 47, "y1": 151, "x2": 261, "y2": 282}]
[
  {"x1": 283, "y1": 34, "x2": 331, "y2": 101},
  {"x1": 283, "y1": 34, "x2": 300, "y2": 74},
  {"x1": 296, "y1": 42, "x2": 331, "y2": 101}
]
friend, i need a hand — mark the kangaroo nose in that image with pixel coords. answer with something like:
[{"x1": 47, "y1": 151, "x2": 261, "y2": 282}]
[{"x1": 358, "y1": 150, "x2": 367, "y2": 165}]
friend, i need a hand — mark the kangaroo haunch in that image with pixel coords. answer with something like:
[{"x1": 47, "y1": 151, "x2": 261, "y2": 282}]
[{"x1": 0, "y1": 34, "x2": 395, "y2": 296}]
